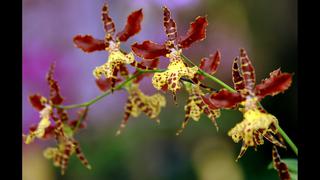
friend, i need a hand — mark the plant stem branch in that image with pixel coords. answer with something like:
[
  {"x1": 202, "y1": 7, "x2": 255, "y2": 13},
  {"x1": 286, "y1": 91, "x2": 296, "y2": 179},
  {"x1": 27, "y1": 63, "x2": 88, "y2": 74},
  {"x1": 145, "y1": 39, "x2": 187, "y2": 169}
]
[
  {"x1": 73, "y1": 107, "x2": 89, "y2": 133},
  {"x1": 181, "y1": 53, "x2": 236, "y2": 92},
  {"x1": 55, "y1": 72, "x2": 142, "y2": 110},
  {"x1": 276, "y1": 125, "x2": 298, "y2": 156}
]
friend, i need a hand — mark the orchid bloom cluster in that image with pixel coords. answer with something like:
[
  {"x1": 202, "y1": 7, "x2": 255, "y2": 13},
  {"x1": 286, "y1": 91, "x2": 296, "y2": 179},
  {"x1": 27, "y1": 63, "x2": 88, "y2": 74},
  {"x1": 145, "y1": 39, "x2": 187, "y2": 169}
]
[
  {"x1": 23, "y1": 64, "x2": 91, "y2": 175},
  {"x1": 23, "y1": 2, "x2": 295, "y2": 179}
]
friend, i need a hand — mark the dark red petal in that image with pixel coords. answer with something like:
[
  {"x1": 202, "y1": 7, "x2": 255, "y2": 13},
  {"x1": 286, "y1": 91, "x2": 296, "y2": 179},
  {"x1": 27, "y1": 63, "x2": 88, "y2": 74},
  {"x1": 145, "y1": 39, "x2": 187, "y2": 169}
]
[
  {"x1": 201, "y1": 94, "x2": 218, "y2": 109},
  {"x1": 73, "y1": 35, "x2": 106, "y2": 53},
  {"x1": 272, "y1": 146, "x2": 290, "y2": 180},
  {"x1": 163, "y1": 6, "x2": 178, "y2": 44},
  {"x1": 95, "y1": 77, "x2": 122, "y2": 92},
  {"x1": 199, "y1": 50, "x2": 221, "y2": 78},
  {"x1": 178, "y1": 16, "x2": 208, "y2": 49},
  {"x1": 239, "y1": 49, "x2": 256, "y2": 93},
  {"x1": 255, "y1": 69, "x2": 292, "y2": 99},
  {"x1": 42, "y1": 125, "x2": 56, "y2": 139},
  {"x1": 117, "y1": 9, "x2": 143, "y2": 42},
  {"x1": 133, "y1": 58, "x2": 160, "y2": 83},
  {"x1": 203, "y1": 89, "x2": 244, "y2": 109},
  {"x1": 29, "y1": 124, "x2": 37, "y2": 132},
  {"x1": 101, "y1": 3, "x2": 116, "y2": 36},
  {"x1": 47, "y1": 63, "x2": 64, "y2": 105},
  {"x1": 140, "y1": 58, "x2": 160, "y2": 69},
  {"x1": 131, "y1": 40, "x2": 169, "y2": 59},
  {"x1": 29, "y1": 94, "x2": 45, "y2": 111},
  {"x1": 232, "y1": 57, "x2": 245, "y2": 92}
]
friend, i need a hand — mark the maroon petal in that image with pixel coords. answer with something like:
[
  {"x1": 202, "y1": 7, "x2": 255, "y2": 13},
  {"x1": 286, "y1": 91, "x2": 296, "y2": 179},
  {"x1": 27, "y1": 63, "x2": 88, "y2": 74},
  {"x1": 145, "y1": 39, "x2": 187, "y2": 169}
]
[
  {"x1": 255, "y1": 69, "x2": 292, "y2": 99},
  {"x1": 117, "y1": 9, "x2": 143, "y2": 42},
  {"x1": 73, "y1": 35, "x2": 106, "y2": 53},
  {"x1": 47, "y1": 63, "x2": 64, "y2": 105},
  {"x1": 272, "y1": 146, "x2": 290, "y2": 180},
  {"x1": 162, "y1": 6, "x2": 178, "y2": 44},
  {"x1": 239, "y1": 49, "x2": 256, "y2": 94},
  {"x1": 203, "y1": 89, "x2": 244, "y2": 109},
  {"x1": 198, "y1": 50, "x2": 221, "y2": 81},
  {"x1": 232, "y1": 57, "x2": 245, "y2": 93},
  {"x1": 101, "y1": 3, "x2": 116, "y2": 36},
  {"x1": 95, "y1": 78, "x2": 122, "y2": 92},
  {"x1": 29, "y1": 94, "x2": 45, "y2": 111},
  {"x1": 131, "y1": 40, "x2": 169, "y2": 59},
  {"x1": 178, "y1": 16, "x2": 208, "y2": 49}
]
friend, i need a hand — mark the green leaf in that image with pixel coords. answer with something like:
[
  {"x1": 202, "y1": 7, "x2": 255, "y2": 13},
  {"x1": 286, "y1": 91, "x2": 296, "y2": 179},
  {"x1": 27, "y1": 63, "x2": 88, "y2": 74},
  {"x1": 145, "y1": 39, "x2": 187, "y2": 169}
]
[
  {"x1": 268, "y1": 158, "x2": 297, "y2": 180},
  {"x1": 282, "y1": 159, "x2": 298, "y2": 173}
]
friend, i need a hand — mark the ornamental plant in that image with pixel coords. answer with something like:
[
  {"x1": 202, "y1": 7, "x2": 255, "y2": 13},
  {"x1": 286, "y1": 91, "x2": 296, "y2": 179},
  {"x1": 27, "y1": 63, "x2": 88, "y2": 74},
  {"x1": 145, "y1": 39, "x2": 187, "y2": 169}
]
[{"x1": 23, "y1": 2, "x2": 297, "y2": 179}]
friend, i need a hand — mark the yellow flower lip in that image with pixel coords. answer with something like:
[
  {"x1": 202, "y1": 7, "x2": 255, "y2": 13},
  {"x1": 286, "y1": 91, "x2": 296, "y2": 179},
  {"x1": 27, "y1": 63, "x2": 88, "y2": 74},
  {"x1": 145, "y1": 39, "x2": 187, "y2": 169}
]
[
  {"x1": 24, "y1": 104, "x2": 53, "y2": 144},
  {"x1": 152, "y1": 57, "x2": 198, "y2": 93},
  {"x1": 93, "y1": 50, "x2": 135, "y2": 79},
  {"x1": 228, "y1": 108, "x2": 284, "y2": 160}
]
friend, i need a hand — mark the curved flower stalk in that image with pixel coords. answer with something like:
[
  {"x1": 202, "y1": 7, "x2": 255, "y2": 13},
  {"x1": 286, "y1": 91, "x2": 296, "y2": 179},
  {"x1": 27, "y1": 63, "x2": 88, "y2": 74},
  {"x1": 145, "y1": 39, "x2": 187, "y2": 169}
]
[
  {"x1": 23, "y1": 64, "x2": 91, "y2": 174},
  {"x1": 73, "y1": 3, "x2": 144, "y2": 89},
  {"x1": 203, "y1": 49, "x2": 293, "y2": 160},
  {"x1": 131, "y1": 6, "x2": 208, "y2": 102}
]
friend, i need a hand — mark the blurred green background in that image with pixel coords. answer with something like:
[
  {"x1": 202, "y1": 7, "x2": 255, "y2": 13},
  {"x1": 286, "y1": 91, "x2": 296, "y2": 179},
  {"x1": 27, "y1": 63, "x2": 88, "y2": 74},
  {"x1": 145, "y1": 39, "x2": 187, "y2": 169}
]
[{"x1": 23, "y1": 0, "x2": 297, "y2": 179}]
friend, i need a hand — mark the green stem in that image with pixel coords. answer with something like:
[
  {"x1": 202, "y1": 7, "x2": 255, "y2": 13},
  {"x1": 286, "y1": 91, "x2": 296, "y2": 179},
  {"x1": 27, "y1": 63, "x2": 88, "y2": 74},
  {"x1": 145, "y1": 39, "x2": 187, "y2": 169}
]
[
  {"x1": 55, "y1": 72, "x2": 142, "y2": 110},
  {"x1": 181, "y1": 54, "x2": 236, "y2": 92},
  {"x1": 276, "y1": 125, "x2": 298, "y2": 156},
  {"x1": 73, "y1": 107, "x2": 89, "y2": 133},
  {"x1": 137, "y1": 68, "x2": 165, "y2": 73},
  {"x1": 181, "y1": 53, "x2": 298, "y2": 156}
]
